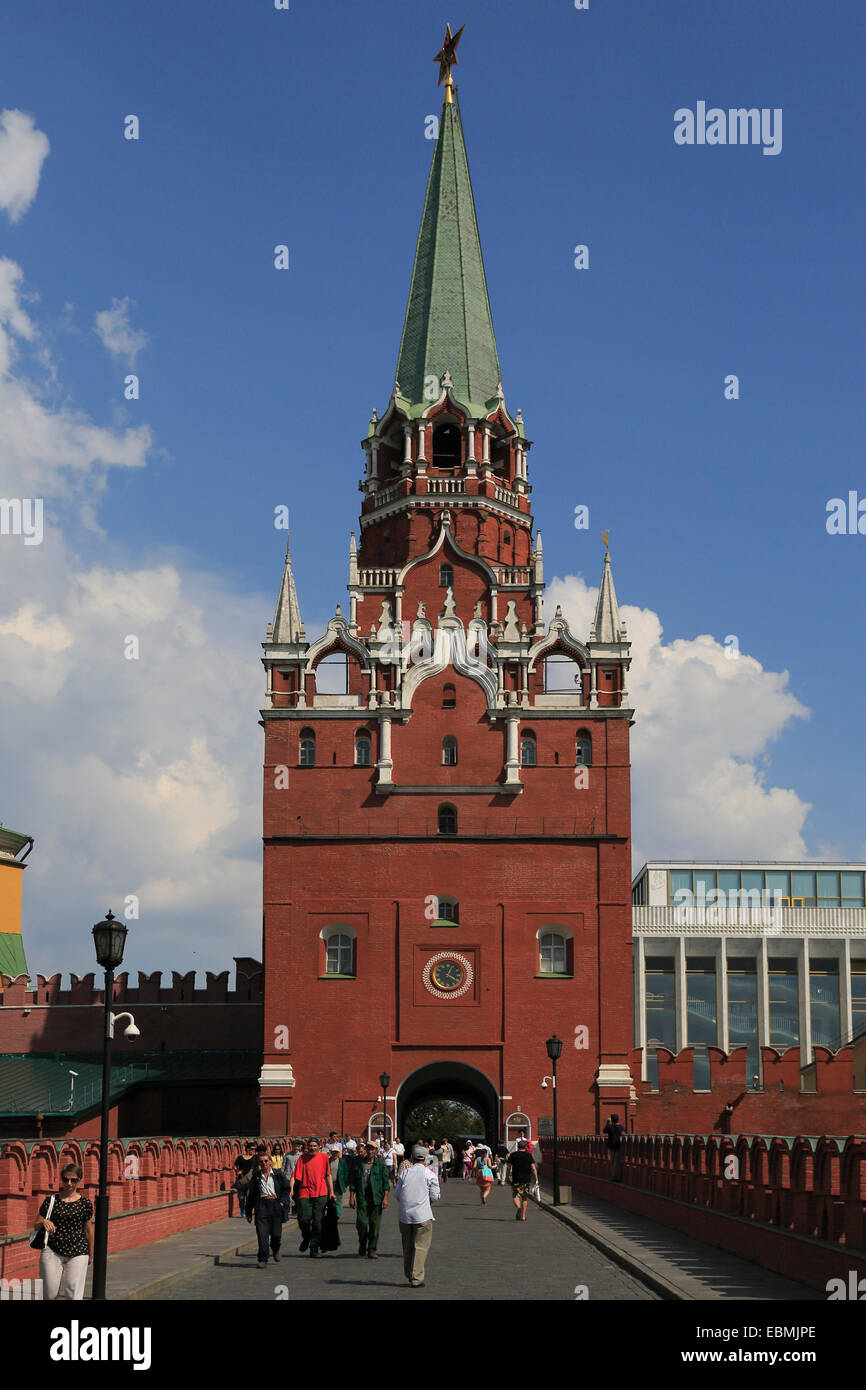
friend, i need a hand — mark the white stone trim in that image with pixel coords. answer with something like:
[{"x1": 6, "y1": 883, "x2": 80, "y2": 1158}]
[
  {"x1": 258, "y1": 1063, "x2": 295, "y2": 1088},
  {"x1": 595, "y1": 1064, "x2": 633, "y2": 1089}
]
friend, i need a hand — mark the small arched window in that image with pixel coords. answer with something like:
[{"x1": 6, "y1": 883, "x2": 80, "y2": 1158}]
[
  {"x1": 439, "y1": 563, "x2": 454, "y2": 588},
  {"x1": 503, "y1": 530, "x2": 511, "y2": 544},
  {"x1": 576, "y1": 730, "x2": 592, "y2": 766},
  {"x1": 434, "y1": 897, "x2": 459, "y2": 924},
  {"x1": 438, "y1": 803, "x2": 458, "y2": 836},
  {"x1": 520, "y1": 730, "x2": 537, "y2": 767},
  {"x1": 539, "y1": 932, "x2": 568, "y2": 975},
  {"x1": 299, "y1": 729, "x2": 316, "y2": 766},
  {"x1": 355, "y1": 731, "x2": 372, "y2": 766},
  {"x1": 442, "y1": 683, "x2": 456, "y2": 709},
  {"x1": 442, "y1": 735, "x2": 458, "y2": 766},
  {"x1": 324, "y1": 931, "x2": 355, "y2": 976}
]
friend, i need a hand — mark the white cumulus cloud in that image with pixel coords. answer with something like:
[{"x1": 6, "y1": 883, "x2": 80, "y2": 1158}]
[
  {"x1": 545, "y1": 573, "x2": 812, "y2": 871},
  {"x1": 93, "y1": 297, "x2": 149, "y2": 366},
  {"x1": 0, "y1": 110, "x2": 50, "y2": 224},
  {"x1": 0, "y1": 254, "x2": 263, "y2": 981},
  {"x1": 0, "y1": 260, "x2": 150, "y2": 501}
]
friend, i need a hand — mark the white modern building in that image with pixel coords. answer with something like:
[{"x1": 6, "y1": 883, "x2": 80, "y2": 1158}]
[{"x1": 632, "y1": 861, "x2": 866, "y2": 1086}]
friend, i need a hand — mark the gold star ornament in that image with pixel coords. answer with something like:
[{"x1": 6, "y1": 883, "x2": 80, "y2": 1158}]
[{"x1": 433, "y1": 23, "x2": 465, "y2": 102}]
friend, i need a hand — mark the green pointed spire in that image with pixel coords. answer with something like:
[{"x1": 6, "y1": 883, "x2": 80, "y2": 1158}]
[{"x1": 394, "y1": 92, "x2": 502, "y2": 418}]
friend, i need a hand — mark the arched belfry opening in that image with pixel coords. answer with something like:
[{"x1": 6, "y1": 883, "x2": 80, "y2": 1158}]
[
  {"x1": 396, "y1": 1060, "x2": 499, "y2": 1147},
  {"x1": 432, "y1": 422, "x2": 462, "y2": 469}
]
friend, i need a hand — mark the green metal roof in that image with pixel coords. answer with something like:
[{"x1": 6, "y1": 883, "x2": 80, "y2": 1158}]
[
  {"x1": 0, "y1": 932, "x2": 28, "y2": 979},
  {"x1": 394, "y1": 91, "x2": 502, "y2": 419},
  {"x1": 0, "y1": 1051, "x2": 260, "y2": 1117}
]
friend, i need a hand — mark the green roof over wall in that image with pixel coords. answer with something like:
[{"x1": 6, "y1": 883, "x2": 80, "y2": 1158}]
[
  {"x1": 0, "y1": 1052, "x2": 260, "y2": 1117},
  {"x1": 394, "y1": 91, "x2": 502, "y2": 419},
  {"x1": 0, "y1": 932, "x2": 28, "y2": 980}
]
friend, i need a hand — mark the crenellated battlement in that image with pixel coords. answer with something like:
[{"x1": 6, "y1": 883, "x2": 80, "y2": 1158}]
[
  {"x1": 630, "y1": 1041, "x2": 866, "y2": 1135},
  {"x1": 0, "y1": 956, "x2": 263, "y2": 1007},
  {"x1": 0, "y1": 958, "x2": 263, "y2": 1064}
]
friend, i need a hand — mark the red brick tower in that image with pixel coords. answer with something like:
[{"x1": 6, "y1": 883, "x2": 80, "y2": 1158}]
[{"x1": 258, "y1": 44, "x2": 635, "y2": 1141}]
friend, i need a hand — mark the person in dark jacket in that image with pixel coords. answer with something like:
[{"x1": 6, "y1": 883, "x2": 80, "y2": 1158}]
[
  {"x1": 233, "y1": 1141, "x2": 257, "y2": 1218},
  {"x1": 246, "y1": 1147, "x2": 292, "y2": 1266},
  {"x1": 602, "y1": 1113, "x2": 626, "y2": 1182},
  {"x1": 346, "y1": 1141, "x2": 390, "y2": 1258}
]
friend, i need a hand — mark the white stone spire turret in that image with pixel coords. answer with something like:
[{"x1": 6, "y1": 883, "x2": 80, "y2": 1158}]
[
  {"x1": 270, "y1": 535, "x2": 306, "y2": 643},
  {"x1": 589, "y1": 546, "x2": 626, "y2": 644}
]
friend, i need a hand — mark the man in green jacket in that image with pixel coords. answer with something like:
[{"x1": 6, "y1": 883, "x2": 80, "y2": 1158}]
[{"x1": 348, "y1": 1140, "x2": 390, "y2": 1258}]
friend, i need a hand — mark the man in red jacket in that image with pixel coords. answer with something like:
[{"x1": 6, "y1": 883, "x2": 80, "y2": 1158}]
[{"x1": 288, "y1": 1138, "x2": 336, "y2": 1257}]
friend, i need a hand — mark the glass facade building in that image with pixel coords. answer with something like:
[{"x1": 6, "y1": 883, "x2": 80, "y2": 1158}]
[{"x1": 632, "y1": 861, "x2": 866, "y2": 1084}]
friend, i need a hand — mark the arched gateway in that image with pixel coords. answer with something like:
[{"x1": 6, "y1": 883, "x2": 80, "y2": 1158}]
[
  {"x1": 256, "y1": 35, "x2": 635, "y2": 1142},
  {"x1": 397, "y1": 1061, "x2": 499, "y2": 1147}
]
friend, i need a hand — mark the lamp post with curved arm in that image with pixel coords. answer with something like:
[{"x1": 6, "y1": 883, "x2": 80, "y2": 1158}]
[
  {"x1": 91, "y1": 910, "x2": 128, "y2": 1301},
  {"x1": 545, "y1": 1034, "x2": 563, "y2": 1206}
]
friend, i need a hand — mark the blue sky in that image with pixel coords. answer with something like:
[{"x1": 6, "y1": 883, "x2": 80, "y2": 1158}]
[{"x1": 1, "y1": 0, "x2": 865, "y2": 975}]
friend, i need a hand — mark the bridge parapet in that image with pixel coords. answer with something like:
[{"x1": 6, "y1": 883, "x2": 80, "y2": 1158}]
[{"x1": 540, "y1": 1133, "x2": 866, "y2": 1258}]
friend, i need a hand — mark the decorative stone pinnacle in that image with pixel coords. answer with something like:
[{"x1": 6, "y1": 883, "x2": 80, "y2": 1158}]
[
  {"x1": 441, "y1": 368, "x2": 453, "y2": 389},
  {"x1": 440, "y1": 587, "x2": 458, "y2": 620}
]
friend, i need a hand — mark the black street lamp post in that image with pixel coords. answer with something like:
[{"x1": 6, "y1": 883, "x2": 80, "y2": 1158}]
[
  {"x1": 91, "y1": 910, "x2": 128, "y2": 1301},
  {"x1": 545, "y1": 1034, "x2": 563, "y2": 1205},
  {"x1": 379, "y1": 1072, "x2": 391, "y2": 1144}
]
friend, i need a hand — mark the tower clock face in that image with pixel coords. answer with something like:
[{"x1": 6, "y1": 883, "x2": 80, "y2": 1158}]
[
  {"x1": 431, "y1": 959, "x2": 465, "y2": 991},
  {"x1": 422, "y1": 950, "x2": 474, "y2": 999}
]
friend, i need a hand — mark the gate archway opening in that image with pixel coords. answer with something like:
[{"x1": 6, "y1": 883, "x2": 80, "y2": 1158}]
[{"x1": 396, "y1": 1061, "x2": 499, "y2": 1149}]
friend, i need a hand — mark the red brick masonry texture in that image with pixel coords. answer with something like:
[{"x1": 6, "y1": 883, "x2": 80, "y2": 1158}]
[
  {"x1": 540, "y1": 1133, "x2": 866, "y2": 1293},
  {"x1": 0, "y1": 1134, "x2": 283, "y2": 1282}
]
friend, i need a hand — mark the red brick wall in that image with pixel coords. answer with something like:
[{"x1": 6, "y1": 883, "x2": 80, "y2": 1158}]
[
  {"x1": 541, "y1": 1134, "x2": 866, "y2": 1291},
  {"x1": 630, "y1": 1045, "x2": 866, "y2": 1133},
  {"x1": 0, "y1": 961, "x2": 263, "y2": 1055},
  {"x1": 0, "y1": 1134, "x2": 287, "y2": 1257}
]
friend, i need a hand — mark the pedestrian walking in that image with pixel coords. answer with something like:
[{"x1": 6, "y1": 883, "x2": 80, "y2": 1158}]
[
  {"x1": 281, "y1": 1139, "x2": 304, "y2": 1215},
  {"x1": 474, "y1": 1150, "x2": 494, "y2": 1205},
  {"x1": 328, "y1": 1145, "x2": 349, "y2": 1218},
  {"x1": 506, "y1": 1139, "x2": 538, "y2": 1222},
  {"x1": 603, "y1": 1112, "x2": 626, "y2": 1182},
  {"x1": 392, "y1": 1136, "x2": 405, "y2": 1184},
  {"x1": 435, "y1": 1138, "x2": 450, "y2": 1185},
  {"x1": 246, "y1": 1147, "x2": 291, "y2": 1267},
  {"x1": 381, "y1": 1138, "x2": 396, "y2": 1187},
  {"x1": 289, "y1": 1137, "x2": 335, "y2": 1257},
  {"x1": 33, "y1": 1163, "x2": 93, "y2": 1300},
  {"x1": 347, "y1": 1140, "x2": 390, "y2": 1258},
  {"x1": 396, "y1": 1144, "x2": 440, "y2": 1288},
  {"x1": 461, "y1": 1141, "x2": 474, "y2": 1180},
  {"x1": 270, "y1": 1142, "x2": 284, "y2": 1170},
  {"x1": 233, "y1": 1140, "x2": 257, "y2": 1218},
  {"x1": 495, "y1": 1139, "x2": 509, "y2": 1185}
]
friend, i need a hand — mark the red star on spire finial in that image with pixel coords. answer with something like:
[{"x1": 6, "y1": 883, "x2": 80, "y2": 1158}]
[{"x1": 433, "y1": 23, "x2": 464, "y2": 87}]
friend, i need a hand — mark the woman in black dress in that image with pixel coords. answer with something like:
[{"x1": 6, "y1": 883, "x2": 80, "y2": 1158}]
[{"x1": 34, "y1": 1162, "x2": 94, "y2": 1300}]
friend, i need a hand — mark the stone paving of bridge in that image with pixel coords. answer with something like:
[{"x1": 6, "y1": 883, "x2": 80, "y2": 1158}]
[{"x1": 152, "y1": 1178, "x2": 658, "y2": 1301}]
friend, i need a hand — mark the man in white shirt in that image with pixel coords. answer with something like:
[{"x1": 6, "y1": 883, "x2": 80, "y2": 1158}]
[{"x1": 395, "y1": 1145, "x2": 440, "y2": 1288}]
